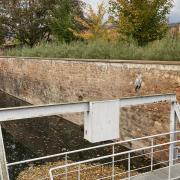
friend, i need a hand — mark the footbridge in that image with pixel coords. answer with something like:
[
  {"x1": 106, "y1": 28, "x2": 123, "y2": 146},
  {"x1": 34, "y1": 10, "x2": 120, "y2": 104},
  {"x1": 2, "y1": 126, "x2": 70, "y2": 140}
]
[{"x1": 0, "y1": 93, "x2": 180, "y2": 180}]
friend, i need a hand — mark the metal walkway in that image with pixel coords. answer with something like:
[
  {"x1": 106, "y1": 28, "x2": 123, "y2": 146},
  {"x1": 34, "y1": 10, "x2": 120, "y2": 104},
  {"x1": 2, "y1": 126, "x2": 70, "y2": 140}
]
[{"x1": 132, "y1": 163, "x2": 180, "y2": 180}]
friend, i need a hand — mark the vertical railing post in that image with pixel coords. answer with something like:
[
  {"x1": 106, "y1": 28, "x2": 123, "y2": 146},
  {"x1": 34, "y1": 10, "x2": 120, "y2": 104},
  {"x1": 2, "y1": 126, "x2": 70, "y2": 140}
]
[
  {"x1": 65, "y1": 154, "x2": 68, "y2": 180},
  {"x1": 151, "y1": 138, "x2": 154, "y2": 171},
  {"x1": 169, "y1": 101, "x2": 177, "y2": 180},
  {"x1": 168, "y1": 158, "x2": 171, "y2": 180},
  {"x1": 0, "y1": 124, "x2": 9, "y2": 180},
  {"x1": 128, "y1": 152, "x2": 131, "y2": 180},
  {"x1": 169, "y1": 102, "x2": 177, "y2": 167},
  {"x1": 78, "y1": 164, "x2": 80, "y2": 180},
  {"x1": 49, "y1": 169, "x2": 54, "y2": 180},
  {"x1": 112, "y1": 144, "x2": 115, "y2": 180}
]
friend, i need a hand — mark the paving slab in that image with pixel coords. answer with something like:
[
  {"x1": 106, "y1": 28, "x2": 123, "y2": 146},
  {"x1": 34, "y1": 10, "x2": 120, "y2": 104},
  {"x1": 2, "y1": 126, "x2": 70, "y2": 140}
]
[{"x1": 131, "y1": 163, "x2": 180, "y2": 180}]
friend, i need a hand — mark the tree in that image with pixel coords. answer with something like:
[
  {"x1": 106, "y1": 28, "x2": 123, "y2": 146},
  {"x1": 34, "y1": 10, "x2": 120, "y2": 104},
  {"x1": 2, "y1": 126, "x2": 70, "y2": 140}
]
[
  {"x1": 0, "y1": 18, "x2": 5, "y2": 45},
  {"x1": 71, "y1": 2, "x2": 119, "y2": 41},
  {"x1": 0, "y1": 3, "x2": 7, "y2": 45},
  {"x1": 109, "y1": 0, "x2": 173, "y2": 45},
  {"x1": 49, "y1": 0, "x2": 84, "y2": 43},
  {"x1": 0, "y1": 0, "x2": 56, "y2": 47}
]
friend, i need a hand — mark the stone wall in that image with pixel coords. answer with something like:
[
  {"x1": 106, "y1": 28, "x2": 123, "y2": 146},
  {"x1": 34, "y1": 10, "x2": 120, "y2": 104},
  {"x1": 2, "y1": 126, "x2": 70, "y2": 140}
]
[{"x1": 0, "y1": 57, "x2": 180, "y2": 143}]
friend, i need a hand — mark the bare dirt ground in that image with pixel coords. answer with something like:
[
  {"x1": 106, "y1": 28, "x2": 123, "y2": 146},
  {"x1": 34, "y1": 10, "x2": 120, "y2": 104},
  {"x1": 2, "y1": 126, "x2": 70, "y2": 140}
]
[{"x1": 17, "y1": 160, "x2": 129, "y2": 180}]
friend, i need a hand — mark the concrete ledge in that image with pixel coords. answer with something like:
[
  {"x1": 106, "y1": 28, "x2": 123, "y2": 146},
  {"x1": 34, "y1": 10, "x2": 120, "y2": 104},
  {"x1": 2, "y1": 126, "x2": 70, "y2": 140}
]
[{"x1": 0, "y1": 56, "x2": 180, "y2": 65}]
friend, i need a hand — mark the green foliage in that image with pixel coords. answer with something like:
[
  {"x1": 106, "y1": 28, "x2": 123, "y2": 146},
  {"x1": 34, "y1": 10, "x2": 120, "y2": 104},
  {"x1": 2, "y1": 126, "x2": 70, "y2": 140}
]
[
  {"x1": 0, "y1": 0, "x2": 84, "y2": 46},
  {"x1": 0, "y1": 8, "x2": 7, "y2": 46},
  {"x1": 109, "y1": 0, "x2": 173, "y2": 45},
  {"x1": 49, "y1": 0, "x2": 84, "y2": 43},
  {"x1": 0, "y1": 18, "x2": 5, "y2": 45},
  {"x1": 5, "y1": 36, "x2": 180, "y2": 61},
  {"x1": 0, "y1": 0, "x2": 57, "y2": 47}
]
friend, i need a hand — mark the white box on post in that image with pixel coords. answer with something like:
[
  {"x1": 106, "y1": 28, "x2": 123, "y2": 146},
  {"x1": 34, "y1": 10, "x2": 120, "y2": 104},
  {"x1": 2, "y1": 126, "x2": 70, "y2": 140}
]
[{"x1": 84, "y1": 100, "x2": 120, "y2": 143}]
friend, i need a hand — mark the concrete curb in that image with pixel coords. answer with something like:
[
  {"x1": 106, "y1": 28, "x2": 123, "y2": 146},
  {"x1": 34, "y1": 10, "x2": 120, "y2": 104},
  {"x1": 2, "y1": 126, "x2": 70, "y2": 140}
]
[{"x1": 0, "y1": 56, "x2": 180, "y2": 65}]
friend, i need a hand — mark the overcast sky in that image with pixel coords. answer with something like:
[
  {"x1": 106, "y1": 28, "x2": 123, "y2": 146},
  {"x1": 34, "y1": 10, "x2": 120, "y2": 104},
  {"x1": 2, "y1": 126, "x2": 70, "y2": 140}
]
[{"x1": 84, "y1": 0, "x2": 180, "y2": 23}]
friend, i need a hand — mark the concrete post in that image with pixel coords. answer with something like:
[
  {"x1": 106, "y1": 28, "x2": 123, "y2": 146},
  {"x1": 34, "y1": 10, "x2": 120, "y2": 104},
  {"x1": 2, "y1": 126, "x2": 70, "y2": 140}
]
[{"x1": 0, "y1": 124, "x2": 9, "y2": 180}]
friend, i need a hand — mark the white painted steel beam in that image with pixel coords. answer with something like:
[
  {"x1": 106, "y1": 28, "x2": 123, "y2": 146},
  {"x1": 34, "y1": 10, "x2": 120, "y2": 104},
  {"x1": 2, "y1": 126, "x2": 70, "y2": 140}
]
[
  {"x1": 0, "y1": 94, "x2": 176, "y2": 122},
  {"x1": 119, "y1": 93, "x2": 176, "y2": 107},
  {"x1": 0, "y1": 102, "x2": 89, "y2": 122}
]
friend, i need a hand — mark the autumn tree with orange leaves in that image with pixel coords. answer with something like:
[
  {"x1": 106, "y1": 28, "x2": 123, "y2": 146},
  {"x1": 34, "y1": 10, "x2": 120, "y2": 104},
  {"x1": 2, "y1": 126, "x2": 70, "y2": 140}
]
[{"x1": 71, "y1": 2, "x2": 120, "y2": 41}]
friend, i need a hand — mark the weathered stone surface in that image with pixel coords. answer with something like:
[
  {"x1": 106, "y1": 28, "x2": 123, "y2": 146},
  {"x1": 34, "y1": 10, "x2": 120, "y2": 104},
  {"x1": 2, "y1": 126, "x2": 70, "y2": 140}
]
[{"x1": 0, "y1": 57, "x2": 179, "y2": 143}]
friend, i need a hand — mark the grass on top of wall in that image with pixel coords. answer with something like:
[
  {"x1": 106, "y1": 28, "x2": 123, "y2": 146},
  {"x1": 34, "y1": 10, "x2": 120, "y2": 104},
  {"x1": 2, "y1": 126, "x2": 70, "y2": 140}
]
[{"x1": 4, "y1": 37, "x2": 180, "y2": 61}]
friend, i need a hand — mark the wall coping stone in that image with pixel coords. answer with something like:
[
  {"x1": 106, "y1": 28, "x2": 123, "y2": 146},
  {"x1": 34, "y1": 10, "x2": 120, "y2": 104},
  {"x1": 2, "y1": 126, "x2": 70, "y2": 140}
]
[{"x1": 0, "y1": 56, "x2": 180, "y2": 66}]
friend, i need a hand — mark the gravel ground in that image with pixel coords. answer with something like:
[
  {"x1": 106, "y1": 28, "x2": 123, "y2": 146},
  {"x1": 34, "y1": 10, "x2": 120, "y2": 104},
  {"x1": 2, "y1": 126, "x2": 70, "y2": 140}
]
[{"x1": 17, "y1": 160, "x2": 137, "y2": 180}]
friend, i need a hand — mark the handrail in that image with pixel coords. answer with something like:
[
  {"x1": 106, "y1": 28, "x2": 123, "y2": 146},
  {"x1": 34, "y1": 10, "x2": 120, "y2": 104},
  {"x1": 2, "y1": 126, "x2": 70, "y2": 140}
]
[
  {"x1": 7, "y1": 130, "x2": 180, "y2": 167},
  {"x1": 49, "y1": 139, "x2": 180, "y2": 174}
]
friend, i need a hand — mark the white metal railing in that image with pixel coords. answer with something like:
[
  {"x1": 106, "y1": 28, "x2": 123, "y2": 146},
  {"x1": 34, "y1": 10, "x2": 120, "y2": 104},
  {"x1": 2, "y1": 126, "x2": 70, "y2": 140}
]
[
  {"x1": 6, "y1": 132, "x2": 180, "y2": 179},
  {"x1": 0, "y1": 93, "x2": 178, "y2": 180},
  {"x1": 7, "y1": 131, "x2": 179, "y2": 167},
  {"x1": 6, "y1": 131, "x2": 180, "y2": 180},
  {"x1": 48, "y1": 131, "x2": 180, "y2": 180}
]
